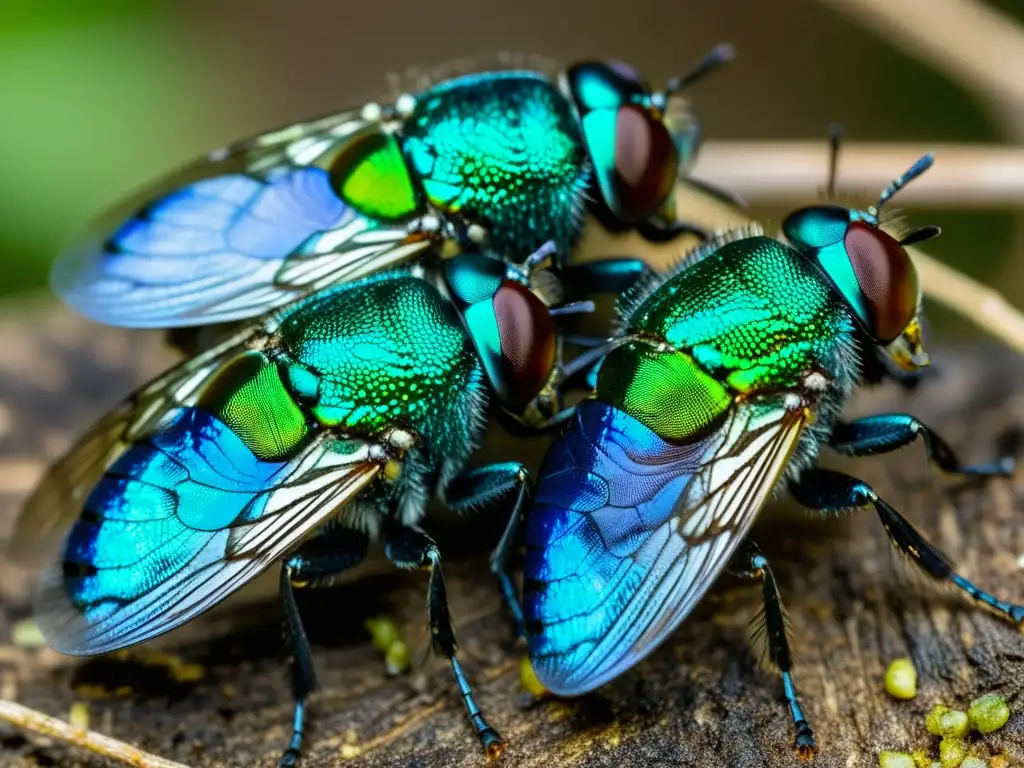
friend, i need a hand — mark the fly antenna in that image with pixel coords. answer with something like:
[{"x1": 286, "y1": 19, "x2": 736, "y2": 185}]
[
  {"x1": 826, "y1": 123, "x2": 842, "y2": 200},
  {"x1": 872, "y1": 153, "x2": 934, "y2": 215},
  {"x1": 663, "y1": 43, "x2": 735, "y2": 100},
  {"x1": 899, "y1": 225, "x2": 941, "y2": 246}
]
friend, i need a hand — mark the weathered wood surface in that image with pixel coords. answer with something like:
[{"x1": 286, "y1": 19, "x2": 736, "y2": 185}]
[
  {"x1": 1, "y1": 304, "x2": 1023, "y2": 768},
  {"x1": 2, "y1": 175, "x2": 1024, "y2": 768}
]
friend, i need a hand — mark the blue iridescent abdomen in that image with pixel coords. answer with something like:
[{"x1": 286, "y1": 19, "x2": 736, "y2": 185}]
[{"x1": 524, "y1": 399, "x2": 708, "y2": 694}]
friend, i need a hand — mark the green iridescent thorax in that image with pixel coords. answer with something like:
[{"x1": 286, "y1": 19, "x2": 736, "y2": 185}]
[
  {"x1": 401, "y1": 72, "x2": 589, "y2": 259},
  {"x1": 272, "y1": 272, "x2": 485, "y2": 461},
  {"x1": 622, "y1": 236, "x2": 855, "y2": 394}
]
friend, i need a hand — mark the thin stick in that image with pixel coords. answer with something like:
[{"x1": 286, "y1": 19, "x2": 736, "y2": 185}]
[
  {"x1": 816, "y1": 0, "x2": 1024, "y2": 127},
  {"x1": 909, "y1": 248, "x2": 1024, "y2": 354},
  {"x1": 0, "y1": 699, "x2": 191, "y2": 768},
  {"x1": 694, "y1": 142, "x2": 1024, "y2": 206}
]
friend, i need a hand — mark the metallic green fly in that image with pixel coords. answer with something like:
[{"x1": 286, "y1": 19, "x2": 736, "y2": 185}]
[
  {"x1": 12, "y1": 241, "x2": 621, "y2": 765},
  {"x1": 50, "y1": 46, "x2": 732, "y2": 330},
  {"x1": 518, "y1": 148, "x2": 1020, "y2": 760},
  {"x1": 10, "y1": 46, "x2": 743, "y2": 766}
]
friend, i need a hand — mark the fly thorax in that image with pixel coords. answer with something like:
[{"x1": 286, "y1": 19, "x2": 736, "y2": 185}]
[
  {"x1": 269, "y1": 273, "x2": 487, "y2": 475},
  {"x1": 619, "y1": 236, "x2": 855, "y2": 396},
  {"x1": 400, "y1": 72, "x2": 588, "y2": 259}
]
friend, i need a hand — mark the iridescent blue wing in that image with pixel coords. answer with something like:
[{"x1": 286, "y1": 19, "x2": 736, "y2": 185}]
[
  {"x1": 524, "y1": 396, "x2": 805, "y2": 695},
  {"x1": 34, "y1": 406, "x2": 385, "y2": 654},
  {"x1": 10, "y1": 328, "x2": 260, "y2": 567},
  {"x1": 52, "y1": 109, "x2": 432, "y2": 328}
]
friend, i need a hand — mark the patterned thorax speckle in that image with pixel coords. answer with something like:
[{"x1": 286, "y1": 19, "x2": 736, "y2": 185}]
[
  {"x1": 272, "y1": 273, "x2": 483, "y2": 450},
  {"x1": 623, "y1": 236, "x2": 855, "y2": 393},
  {"x1": 401, "y1": 72, "x2": 589, "y2": 259}
]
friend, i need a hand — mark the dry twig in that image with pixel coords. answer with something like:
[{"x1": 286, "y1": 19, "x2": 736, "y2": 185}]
[
  {"x1": 0, "y1": 699, "x2": 191, "y2": 768},
  {"x1": 816, "y1": 0, "x2": 1024, "y2": 132},
  {"x1": 695, "y1": 141, "x2": 1024, "y2": 207}
]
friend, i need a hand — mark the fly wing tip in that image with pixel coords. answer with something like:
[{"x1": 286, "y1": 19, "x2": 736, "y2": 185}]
[{"x1": 32, "y1": 565, "x2": 103, "y2": 656}]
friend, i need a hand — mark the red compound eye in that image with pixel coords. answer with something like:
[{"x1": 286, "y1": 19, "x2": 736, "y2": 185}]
[
  {"x1": 492, "y1": 281, "x2": 556, "y2": 406},
  {"x1": 843, "y1": 222, "x2": 920, "y2": 343},
  {"x1": 610, "y1": 105, "x2": 678, "y2": 222}
]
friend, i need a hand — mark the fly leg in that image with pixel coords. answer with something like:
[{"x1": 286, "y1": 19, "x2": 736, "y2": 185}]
[
  {"x1": 279, "y1": 525, "x2": 370, "y2": 768},
  {"x1": 731, "y1": 542, "x2": 816, "y2": 760},
  {"x1": 559, "y1": 335, "x2": 616, "y2": 391},
  {"x1": 384, "y1": 524, "x2": 504, "y2": 756},
  {"x1": 829, "y1": 414, "x2": 1015, "y2": 478},
  {"x1": 790, "y1": 469, "x2": 1024, "y2": 627},
  {"x1": 561, "y1": 258, "x2": 655, "y2": 295},
  {"x1": 445, "y1": 463, "x2": 530, "y2": 637},
  {"x1": 637, "y1": 215, "x2": 710, "y2": 243},
  {"x1": 514, "y1": 336, "x2": 630, "y2": 431},
  {"x1": 527, "y1": 335, "x2": 633, "y2": 429},
  {"x1": 685, "y1": 175, "x2": 749, "y2": 210},
  {"x1": 587, "y1": 200, "x2": 711, "y2": 243}
]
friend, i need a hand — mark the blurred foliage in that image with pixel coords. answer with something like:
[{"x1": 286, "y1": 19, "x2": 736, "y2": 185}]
[
  {"x1": 0, "y1": 0, "x2": 1020, "y2": 346},
  {"x1": 912, "y1": 208, "x2": 1017, "y2": 342},
  {"x1": 0, "y1": 1, "x2": 218, "y2": 295},
  {"x1": 0, "y1": 0, "x2": 151, "y2": 32}
]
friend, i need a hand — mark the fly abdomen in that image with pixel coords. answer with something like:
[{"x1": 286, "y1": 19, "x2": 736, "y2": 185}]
[{"x1": 523, "y1": 398, "x2": 716, "y2": 695}]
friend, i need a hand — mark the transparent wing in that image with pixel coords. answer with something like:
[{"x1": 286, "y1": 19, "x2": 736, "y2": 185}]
[
  {"x1": 524, "y1": 396, "x2": 805, "y2": 695},
  {"x1": 34, "y1": 406, "x2": 385, "y2": 654},
  {"x1": 52, "y1": 108, "x2": 433, "y2": 328},
  {"x1": 10, "y1": 327, "x2": 261, "y2": 566}
]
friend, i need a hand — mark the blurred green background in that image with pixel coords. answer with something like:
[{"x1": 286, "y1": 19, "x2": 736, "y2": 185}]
[{"x1": 1, "y1": 0, "x2": 1021, "y2": 340}]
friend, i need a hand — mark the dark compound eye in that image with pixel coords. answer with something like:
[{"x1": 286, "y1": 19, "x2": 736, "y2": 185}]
[
  {"x1": 566, "y1": 62, "x2": 677, "y2": 222},
  {"x1": 608, "y1": 105, "x2": 678, "y2": 222},
  {"x1": 843, "y1": 221, "x2": 920, "y2": 343},
  {"x1": 492, "y1": 281, "x2": 556, "y2": 406}
]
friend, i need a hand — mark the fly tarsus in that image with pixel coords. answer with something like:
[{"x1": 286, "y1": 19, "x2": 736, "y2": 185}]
[
  {"x1": 791, "y1": 468, "x2": 1024, "y2": 628},
  {"x1": 385, "y1": 523, "x2": 504, "y2": 753},
  {"x1": 731, "y1": 542, "x2": 817, "y2": 758}
]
